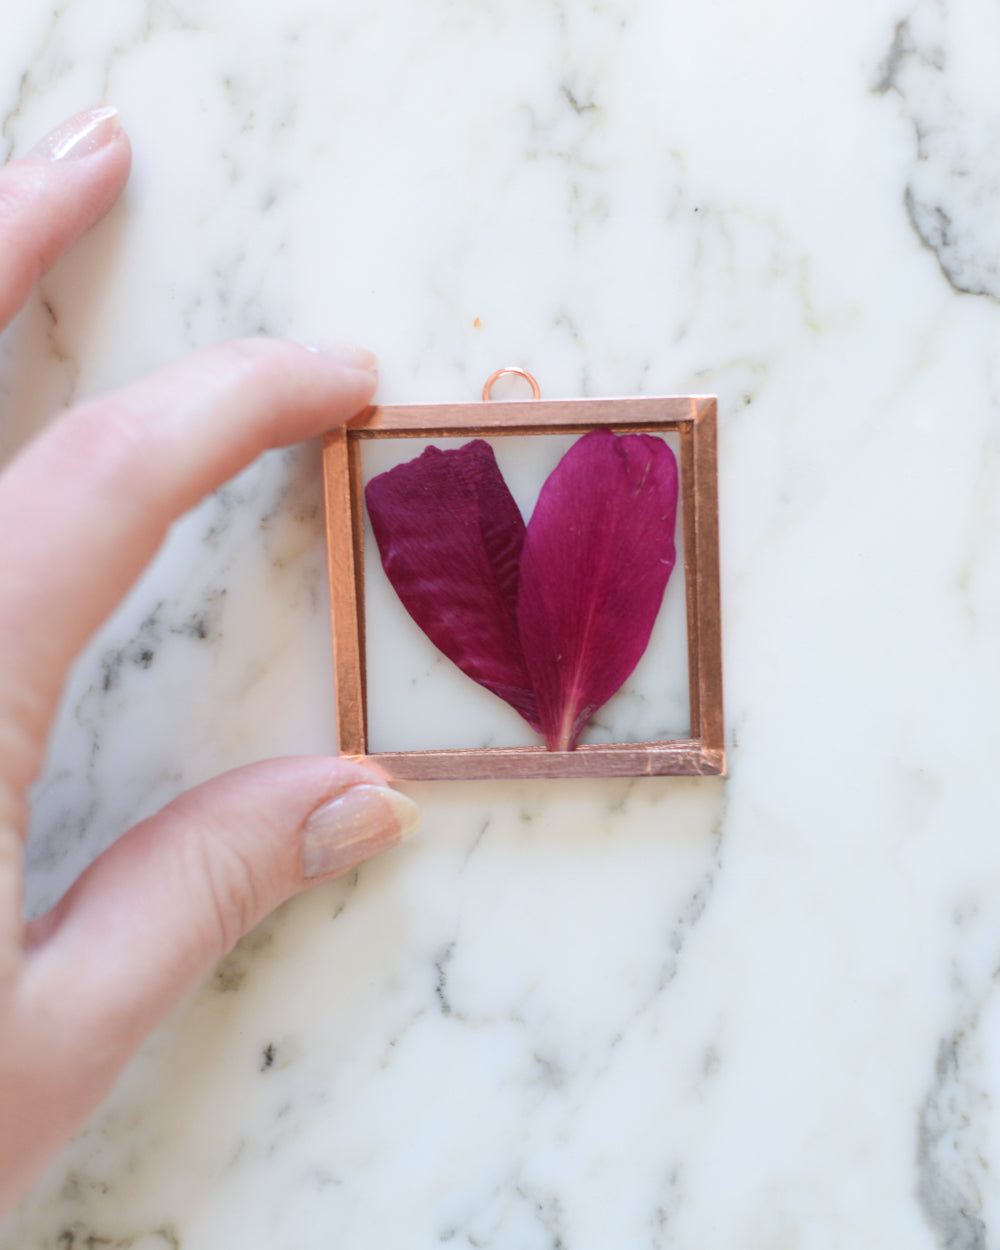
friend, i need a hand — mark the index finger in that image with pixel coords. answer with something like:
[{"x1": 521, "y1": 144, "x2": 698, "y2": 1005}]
[{"x1": 0, "y1": 337, "x2": 378, "y2": 799}]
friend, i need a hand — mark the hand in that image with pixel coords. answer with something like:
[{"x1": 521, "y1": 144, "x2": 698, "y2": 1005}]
[{"x1": 0, "y1": 106, "x2": 419, "y2": 1218}]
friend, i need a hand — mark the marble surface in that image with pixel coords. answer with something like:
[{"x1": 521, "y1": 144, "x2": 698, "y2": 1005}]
[{"x1": 3, "y1": 0, "x2": 1000, "y2": 1245}]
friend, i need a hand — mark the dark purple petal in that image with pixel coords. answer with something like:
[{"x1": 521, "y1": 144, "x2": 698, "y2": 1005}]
[
  {"x1": 365, "y1": 441, "x2": 541, "y2": 730},
  {"x1": 517, "y1": 430, "x2": 679, "y2": 751}
]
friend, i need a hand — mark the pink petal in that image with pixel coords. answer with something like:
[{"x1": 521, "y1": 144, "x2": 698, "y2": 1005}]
[
  {"x1": 365, "y1": 441, "x2": 541, "y2": 730},
  {"x1": 517, "y1": 430, "x2": 679, "y2": 751}
]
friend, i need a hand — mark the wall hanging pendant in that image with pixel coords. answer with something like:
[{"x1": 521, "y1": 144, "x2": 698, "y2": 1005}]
[{"x1": 322, "y1": 368, "x2": 724, "y2": 780}]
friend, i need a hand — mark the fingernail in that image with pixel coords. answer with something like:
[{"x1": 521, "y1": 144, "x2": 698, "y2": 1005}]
[
  {"x1": 301, "y1": 784, "x2": 420, "y2": 879},
  {"x1": 303, "y1": 340, "x2": 379, "y2": 374},
  {"x1": 27, "y1": 105, "x2": 122, "y2": 162}
]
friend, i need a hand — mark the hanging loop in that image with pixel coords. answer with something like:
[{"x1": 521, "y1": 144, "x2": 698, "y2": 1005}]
[{"x1": 482, "y1": 367, "x2": 541, "y2": 402}]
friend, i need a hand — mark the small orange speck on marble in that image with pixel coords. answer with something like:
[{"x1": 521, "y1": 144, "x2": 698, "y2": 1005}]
[{"x1": 473, "y1": 317, "x2": 482, "y2": 328}]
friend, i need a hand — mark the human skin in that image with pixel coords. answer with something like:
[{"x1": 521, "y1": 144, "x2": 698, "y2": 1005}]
[{"x1": 0, "y1": 106, "x2": 419, "y2": 1218}]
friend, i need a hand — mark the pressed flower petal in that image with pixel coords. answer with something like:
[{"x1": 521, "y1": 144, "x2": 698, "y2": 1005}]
[
  {"x1": 365, "y1": 440, "x2": 541, "y2": 729},
  {"x1": 517, "y1": 430, "x2": 679, "y2": 751}
]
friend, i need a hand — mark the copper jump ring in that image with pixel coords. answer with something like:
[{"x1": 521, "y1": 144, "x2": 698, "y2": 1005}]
[{"x1": 482, "y1": 367, "x2": 541, "y2": 402}]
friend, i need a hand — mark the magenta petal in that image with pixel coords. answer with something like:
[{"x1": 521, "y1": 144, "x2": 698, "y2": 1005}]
[
  {"x1": 517, "y1": 430, "x2": 679, "y2": 751},
  {"x1": 365, "y1": 441, "x2": 541, "y2": 730}
]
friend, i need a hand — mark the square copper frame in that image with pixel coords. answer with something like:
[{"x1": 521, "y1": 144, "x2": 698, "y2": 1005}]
[{"x1": 322, "y1": 395, "x2": 724, "y2": 780}]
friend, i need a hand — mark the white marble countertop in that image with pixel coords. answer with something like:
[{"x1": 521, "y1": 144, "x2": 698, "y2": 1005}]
[{"x1": 3, "y1": 1, "x2": 1000, "y2": 1246}]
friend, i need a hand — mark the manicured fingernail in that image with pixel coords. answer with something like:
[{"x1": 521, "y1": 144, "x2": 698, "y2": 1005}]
[
  {"x1": 304, "y1": 340, "x2": 379, "y2": 374},
  {"x1": 28, "y1": 106, "x2": 122, "y2": 162},
  {"x1": 302, "y1": 784, "x2": 420, "y2": 879}
]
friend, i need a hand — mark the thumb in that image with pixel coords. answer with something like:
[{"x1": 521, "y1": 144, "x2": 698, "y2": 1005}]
[{"x1": 22, "y1": 757, "x2": 420, "y2": 1063}]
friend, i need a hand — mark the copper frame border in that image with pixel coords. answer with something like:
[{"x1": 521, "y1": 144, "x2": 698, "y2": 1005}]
[{"x1": 322, "y1": 395, "x2": 725, "y2": 780}]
